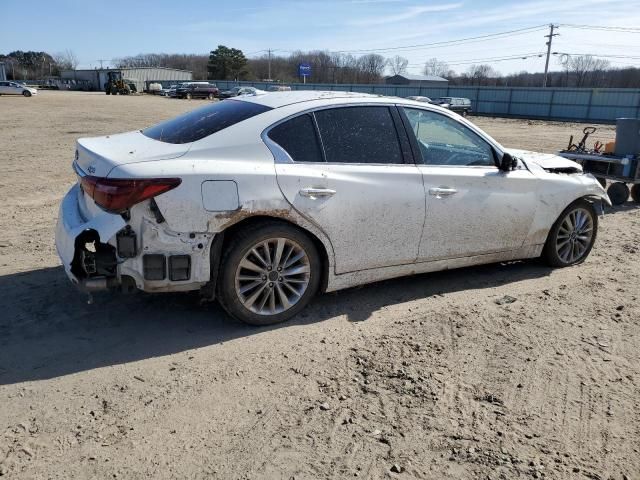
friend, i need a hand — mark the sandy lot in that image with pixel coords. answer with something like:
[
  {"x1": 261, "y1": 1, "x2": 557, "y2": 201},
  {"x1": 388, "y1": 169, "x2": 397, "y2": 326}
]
[{"x1": 0, "y1": 91, "x2": 638, "y2": 479}]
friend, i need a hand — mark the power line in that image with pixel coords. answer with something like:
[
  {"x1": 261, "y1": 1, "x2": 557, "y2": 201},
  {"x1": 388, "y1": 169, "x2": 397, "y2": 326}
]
[
  {"x1": 560, "y1": 23, "x2": 640, "y2": 33},
  {"x1": 553, "y1": 52, "x2": 640, "y2": 60},
  {"x1": 407, "y1": 51, "x2": 547, "y2": 67},
  {"x1": 326, "y1": 24, "x2": 549, "y2": 54}
]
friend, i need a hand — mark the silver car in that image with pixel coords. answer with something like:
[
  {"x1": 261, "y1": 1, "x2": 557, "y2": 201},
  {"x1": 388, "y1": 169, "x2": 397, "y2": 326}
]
[{"x1": 0, "y1": 81, "x2": 37, "y2": 97}]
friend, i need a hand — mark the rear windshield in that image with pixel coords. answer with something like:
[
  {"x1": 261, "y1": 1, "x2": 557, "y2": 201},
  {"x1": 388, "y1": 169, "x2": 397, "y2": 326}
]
[{"x1": 142, "y1": 100, "x2": 272, "y2": 144}]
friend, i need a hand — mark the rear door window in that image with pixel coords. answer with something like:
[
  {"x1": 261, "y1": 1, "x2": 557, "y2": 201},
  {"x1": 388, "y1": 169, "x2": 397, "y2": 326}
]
[
  {"x1": 268, "y1": 114, "x2": 324, "y2": 163},
  {"x1": 314, "y1": 106, "x2": 404, "y2": 164},
  {"x1": 142, "y1": 99, "x2": 272, "y2": 144}
]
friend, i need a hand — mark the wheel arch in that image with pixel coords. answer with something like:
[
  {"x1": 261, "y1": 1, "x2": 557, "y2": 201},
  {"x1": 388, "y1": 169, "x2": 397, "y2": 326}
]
[{"x1": 214, "y1": 214, "x2": 331, "y2": 293}]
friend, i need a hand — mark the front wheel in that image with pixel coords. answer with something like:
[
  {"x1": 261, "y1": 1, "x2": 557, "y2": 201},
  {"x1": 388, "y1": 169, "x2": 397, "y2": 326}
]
[
  {"x1": 22, "y1": 90, "x2": 31, "y2": 97},
  {"x1": 217, "y1": 223, "x2": 321, "y2": 326},
  {"x1": 542, "y1": 199, "x2": 597, "y2": 267},
  {"x1": 186, "y1": 93, "x2": 192, "y2": 100}
]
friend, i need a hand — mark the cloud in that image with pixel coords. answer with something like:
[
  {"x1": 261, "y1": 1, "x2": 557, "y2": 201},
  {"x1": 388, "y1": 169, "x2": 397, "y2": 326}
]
[{"x1": 349, "y1": 2, "x2": 463, "y2": 27}]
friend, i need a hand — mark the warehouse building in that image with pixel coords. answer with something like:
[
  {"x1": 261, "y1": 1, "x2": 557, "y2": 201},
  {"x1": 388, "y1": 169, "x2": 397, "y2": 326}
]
[
  {"x1": 385, "y1": 73, "x2": 448, "y2": 87},
  {"x1": 61, "y1": 67, "x2": 192, "y2": 92},
  {"x1": 0, "y1": 62, "x2": 6, "y2": 81}
]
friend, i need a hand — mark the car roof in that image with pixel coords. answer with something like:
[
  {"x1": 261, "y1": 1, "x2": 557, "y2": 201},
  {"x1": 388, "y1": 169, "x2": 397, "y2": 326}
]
[{"x1": 237, "y1": 90, "x2": 383, "y2": 109}]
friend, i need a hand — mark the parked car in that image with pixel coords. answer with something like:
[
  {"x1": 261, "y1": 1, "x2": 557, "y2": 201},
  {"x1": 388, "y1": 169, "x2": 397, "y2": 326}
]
[
  {"x1": 56, "y1": 92, "x2": 610, "y2": 326},
  {"x1": 175, "y1": 82, "x2": 219, "y2": 100},
  {"x1": 266, "y1": 85, "x2": 292, "y2": 92},
  {"x1": 219, "y1": 86, "x2": 266, "y2": 99},
  {"x1": 166, "y1": 84, "x2": 183, "y2": 97},
  {"x1": 434, "y1": 97, "x2": 472, "y2": 116},
  {"x1": 0, "y1": 81, "x2": 38, "y2": 97},
  {"x1": 406, "y1": 95, "x2": 432, "y2": 103}
]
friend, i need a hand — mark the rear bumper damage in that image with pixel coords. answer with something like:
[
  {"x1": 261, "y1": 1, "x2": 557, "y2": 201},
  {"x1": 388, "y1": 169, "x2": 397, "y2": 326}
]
[
  {"x1": 55, "y1": 184, "x2": 212, "y2": 296},
  {"x1": 55, "y1": 185, "x2": 126, "y2": 290}
]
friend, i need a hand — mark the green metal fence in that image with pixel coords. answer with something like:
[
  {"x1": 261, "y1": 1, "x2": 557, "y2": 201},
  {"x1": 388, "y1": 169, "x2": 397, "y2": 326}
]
[{"x1": 212, "y1": 80, "x2": 640, "y2": 123}]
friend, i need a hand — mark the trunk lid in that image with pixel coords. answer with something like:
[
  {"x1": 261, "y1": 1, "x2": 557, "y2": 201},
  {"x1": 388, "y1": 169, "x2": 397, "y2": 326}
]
[{"x1": 75, "y1": 130, "x2": 191, "y2": 177}]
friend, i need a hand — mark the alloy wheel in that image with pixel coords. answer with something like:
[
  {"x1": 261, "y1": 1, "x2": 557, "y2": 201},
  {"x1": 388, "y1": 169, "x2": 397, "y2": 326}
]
[
  {"x1": 234, "y1": 237, "x2": 311, "y2": 315},
  {"x1": 555, "y1": 207, "x2": 594, "y2": 263}
]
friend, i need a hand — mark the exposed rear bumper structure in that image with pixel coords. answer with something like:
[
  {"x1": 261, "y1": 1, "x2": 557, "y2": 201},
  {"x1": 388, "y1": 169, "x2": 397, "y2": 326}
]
[
  {"x1": 55, "y1": 184, "x2": 126, "y2": 291},
  {"x1": 55, "y1": 184, "x2": 213, "y2": 296}
]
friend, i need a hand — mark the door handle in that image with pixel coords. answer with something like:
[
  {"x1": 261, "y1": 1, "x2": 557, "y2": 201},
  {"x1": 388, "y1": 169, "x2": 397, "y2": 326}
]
[
  {"x1": 299, "y1": 187, "x2": 336, "y2": 198},
  {"x1": 429, "y1": 187, "x2": 458, "y2": 197}
]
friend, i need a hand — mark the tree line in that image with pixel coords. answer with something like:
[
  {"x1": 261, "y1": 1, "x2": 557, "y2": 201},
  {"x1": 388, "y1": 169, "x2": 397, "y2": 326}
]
[
  {"x1": 3, "y1": 46, "x2": 639, "y2": 89},
  {"x1": 0, "y1": 50, "x2": 78, "y2": 80}
]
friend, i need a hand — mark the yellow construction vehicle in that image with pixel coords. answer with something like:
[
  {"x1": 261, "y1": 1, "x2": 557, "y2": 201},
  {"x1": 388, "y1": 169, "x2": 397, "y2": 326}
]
[{"x1": 104, "y1": 71, "x2": 135, "y2": 95}]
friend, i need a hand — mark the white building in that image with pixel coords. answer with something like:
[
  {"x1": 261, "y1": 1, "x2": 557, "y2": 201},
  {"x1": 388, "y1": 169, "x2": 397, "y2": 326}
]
[{"x1": 61, "y1": 67, "x2": 193, "y2": 92}]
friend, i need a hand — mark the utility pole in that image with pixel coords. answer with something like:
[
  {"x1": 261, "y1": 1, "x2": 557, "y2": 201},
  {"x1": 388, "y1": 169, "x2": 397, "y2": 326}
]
[
  {"x1": 97, "y1": 59, "x2": 107, "y2": 69},
  {"x1": 267, "y1": 49, "x2": 272, "y2": 81},
  {"x1": 543, "y1": 24, "x2": 559, "y2": 87}
]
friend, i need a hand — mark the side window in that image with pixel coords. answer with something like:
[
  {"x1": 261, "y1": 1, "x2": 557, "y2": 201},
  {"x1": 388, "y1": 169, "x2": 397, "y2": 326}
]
[
  {"x1": 267, "y1": 113, "x2": 324, "y2": 163},
  {"x1": 402, "y1": 108, "x2": 495, "y2": 167},
  {"x1": 314, "y1": 106, "x2": 404, "y2": 164}
]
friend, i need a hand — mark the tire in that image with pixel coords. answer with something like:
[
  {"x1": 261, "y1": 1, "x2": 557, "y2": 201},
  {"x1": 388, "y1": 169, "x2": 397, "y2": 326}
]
[
  {"x1": 607, "y1": 182, "x2": 629, "y2": 205},
  {"x1": 461, "y1": 109, "x2": 468, "y2": 117},
  {"x1": 22, "y1": 90, "x2": 31, "y2": 97},
  {"x1": 186, "y1": 93, "x2": 192, "y2": 100},
  {"x1": 542, "y1": 199, "x2": 597, "y2": 268},
  {"x1": 217, "y1": 222, "x2": 321, "y2": 326},
  {"x1": 631, "y1": 184, "x2": 640, "y2": 203},
  {"x1": 208, "y1": 93, "x2": 214, "y2": 100}
]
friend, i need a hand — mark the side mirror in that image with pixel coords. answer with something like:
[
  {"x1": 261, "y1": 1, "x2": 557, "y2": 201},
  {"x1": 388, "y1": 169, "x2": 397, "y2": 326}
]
[{"x1": 499, "y1": 152, "x2": 518, "y2": 172}]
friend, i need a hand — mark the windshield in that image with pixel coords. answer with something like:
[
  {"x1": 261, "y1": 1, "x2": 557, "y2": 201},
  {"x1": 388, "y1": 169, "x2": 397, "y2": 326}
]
[{"x1": 142, "y1": 99, "x2": 272, "y2": 144}]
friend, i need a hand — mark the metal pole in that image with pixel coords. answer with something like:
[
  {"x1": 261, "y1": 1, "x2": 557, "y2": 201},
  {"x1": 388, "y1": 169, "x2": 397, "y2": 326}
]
[
  {"x1": 543, "y1": 24, "x2": 558, "y2": 87},
  {"x1": 268, "y1": 49, "x2": 272, "y2": 81}
]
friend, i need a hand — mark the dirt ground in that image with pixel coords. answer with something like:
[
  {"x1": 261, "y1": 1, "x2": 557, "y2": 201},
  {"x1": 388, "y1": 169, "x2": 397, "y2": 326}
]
[{"x1": 0, "y1": 91, "x2": 638, "y2": 480}]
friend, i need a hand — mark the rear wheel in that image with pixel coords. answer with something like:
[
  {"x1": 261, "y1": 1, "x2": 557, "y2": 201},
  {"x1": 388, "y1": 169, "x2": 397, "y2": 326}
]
[
  {"x1": 22, "y1": 90, "x2": 31, "y2": 97},
  {"x1": 607, "y1": 182, "x2": 629, "y2": 205},
  {"x1": 217, "y1": 223, "x2": 321, "y2": 326},
  {"x1": 542, "y1": 199, "x2": 597, "y2": 267}
]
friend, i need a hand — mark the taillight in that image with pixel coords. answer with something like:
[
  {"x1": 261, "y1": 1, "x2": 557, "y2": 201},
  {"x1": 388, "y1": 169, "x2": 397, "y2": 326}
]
[{"x1": 80, "y1": 176, "x2": 181, "y2": 213}]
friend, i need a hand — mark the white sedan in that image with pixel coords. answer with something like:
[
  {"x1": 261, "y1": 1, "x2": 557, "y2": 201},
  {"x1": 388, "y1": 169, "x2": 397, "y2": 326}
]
[
  {"x1": 55, "y1": 91, "x2": 610, "y2": 325},
  {"x1": 0, "y1": 81, "x2": 37, "y2": 97}
]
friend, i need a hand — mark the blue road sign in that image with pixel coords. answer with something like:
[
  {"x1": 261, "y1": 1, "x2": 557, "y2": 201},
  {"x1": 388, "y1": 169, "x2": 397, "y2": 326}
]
[{"x1": 298, "y1": 63, "x2": 311, "y2": 77}]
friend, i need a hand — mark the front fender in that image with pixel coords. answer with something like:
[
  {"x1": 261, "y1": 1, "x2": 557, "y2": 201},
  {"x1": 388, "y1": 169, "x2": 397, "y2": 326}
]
[{"x1": 524, "y1": 172, "x2": 610, "y2": 246}]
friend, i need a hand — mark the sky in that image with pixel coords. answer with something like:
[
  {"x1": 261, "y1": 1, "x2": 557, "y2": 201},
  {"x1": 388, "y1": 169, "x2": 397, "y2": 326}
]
[{"x1": 1, "y1": 0, "x2": 640, "y2": 76}]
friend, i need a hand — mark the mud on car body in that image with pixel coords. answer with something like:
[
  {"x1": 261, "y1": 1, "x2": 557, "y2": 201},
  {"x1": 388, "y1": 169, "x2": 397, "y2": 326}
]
[{"x1": 56, "y1": 91, "x2": 610, "y2": 325}]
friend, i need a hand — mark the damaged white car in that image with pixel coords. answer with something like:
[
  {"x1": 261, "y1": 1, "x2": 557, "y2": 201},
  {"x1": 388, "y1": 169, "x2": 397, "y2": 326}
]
[{"x1": 55, "y1": 91, "x2": 610, "y2": 325}]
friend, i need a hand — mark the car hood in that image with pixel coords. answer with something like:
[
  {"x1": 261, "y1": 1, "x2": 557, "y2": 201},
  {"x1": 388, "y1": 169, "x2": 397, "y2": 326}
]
[
  {"x1": 76, "y1": 130, "x2": 191, "y2": 178},
  {"x1": 507, "y1": 149, "x2": 583, "y2": 173}
]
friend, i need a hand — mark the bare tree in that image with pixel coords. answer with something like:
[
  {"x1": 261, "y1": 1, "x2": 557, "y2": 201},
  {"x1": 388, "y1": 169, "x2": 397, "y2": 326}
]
[
  {"x1": 568, "y1": 55, "x2": 611, "y2": 87},
  {"x1": 386, "y1": 55, "x2": 408, "y2": 75},
  {"x1": 357, "y1": 54, "x2": 386, "y2": 83},
  {"x1": 53, "y1": 49, "x2": 79, "y2": 71},
  {"x1": 423, "y1": 58, "x2": 449, "y2": 77},
  {"x1": 465, "y1": 64, "x2": 499, "y2": 86}
]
